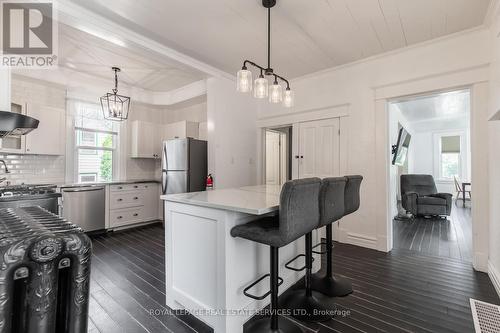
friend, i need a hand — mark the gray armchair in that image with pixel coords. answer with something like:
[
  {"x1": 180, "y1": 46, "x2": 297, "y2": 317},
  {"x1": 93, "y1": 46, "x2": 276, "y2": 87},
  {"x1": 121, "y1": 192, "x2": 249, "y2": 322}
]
[{"x1": 400, "y1": 174, "x2": 452, "y2": 217}]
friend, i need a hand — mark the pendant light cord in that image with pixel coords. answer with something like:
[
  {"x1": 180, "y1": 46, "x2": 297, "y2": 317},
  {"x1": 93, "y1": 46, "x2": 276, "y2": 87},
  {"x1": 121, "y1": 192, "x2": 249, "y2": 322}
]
[
  {"x1": 113, "y1": 68, "x2": 118, "y2": 94},
  {"x1": 267, "y1": 7, "x2": 271, "y2": 69}
]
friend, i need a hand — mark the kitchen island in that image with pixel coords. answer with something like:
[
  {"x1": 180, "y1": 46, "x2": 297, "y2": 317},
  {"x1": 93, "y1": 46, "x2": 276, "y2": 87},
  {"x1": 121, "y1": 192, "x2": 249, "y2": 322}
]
[{"x1": 161, "y1": 185, "x2": 321, "y2": 333}]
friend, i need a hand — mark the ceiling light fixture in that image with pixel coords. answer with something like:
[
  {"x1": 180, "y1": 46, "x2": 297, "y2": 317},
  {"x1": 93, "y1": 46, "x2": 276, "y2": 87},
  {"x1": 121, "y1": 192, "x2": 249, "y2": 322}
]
[
  {"x1": 100, "y1": 67, "x2": 131, "y2": 121},
  {"x1": 236, "y1": 0, "x2": 294, "y2": 108}
]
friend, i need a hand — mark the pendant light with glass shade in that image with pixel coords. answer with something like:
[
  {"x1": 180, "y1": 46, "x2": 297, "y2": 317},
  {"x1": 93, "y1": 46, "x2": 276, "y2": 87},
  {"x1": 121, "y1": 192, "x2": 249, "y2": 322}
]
[
  {"x1": 236, "y1": 0, "x2": 294, "y2": 108},
  {"x1": 100, "y1": 67, "x2": 131, "y2": 121}
]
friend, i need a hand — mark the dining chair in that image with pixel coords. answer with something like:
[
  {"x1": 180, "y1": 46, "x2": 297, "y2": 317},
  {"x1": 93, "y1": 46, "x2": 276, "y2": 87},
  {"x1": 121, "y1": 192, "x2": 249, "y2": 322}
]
[{"x1": 454, "y1": 176, "x2": 471, "y2": 206}]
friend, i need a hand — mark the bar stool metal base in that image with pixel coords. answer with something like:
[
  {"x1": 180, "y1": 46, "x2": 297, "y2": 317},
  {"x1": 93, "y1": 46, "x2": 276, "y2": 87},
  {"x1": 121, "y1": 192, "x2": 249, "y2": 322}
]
[
  {"x1": 280, "y1": 289, "x2": 333, "y2": 322},
  {"x1": 245, "y1": 316, "x2": 303, "y2": 333},
  {"x1": 310, "y1": 273, "x2": 353, "y2": 297}
]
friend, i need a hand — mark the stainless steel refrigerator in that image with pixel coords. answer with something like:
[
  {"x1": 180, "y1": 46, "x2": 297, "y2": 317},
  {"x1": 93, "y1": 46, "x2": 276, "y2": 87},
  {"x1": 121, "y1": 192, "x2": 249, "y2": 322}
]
[{"x1": 161, "y1": 138, "x2": 208, "y2": 195}]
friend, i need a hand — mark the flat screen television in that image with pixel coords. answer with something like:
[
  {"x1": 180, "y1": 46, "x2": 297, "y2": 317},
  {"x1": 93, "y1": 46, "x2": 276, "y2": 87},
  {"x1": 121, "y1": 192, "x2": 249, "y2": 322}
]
[{"x1": 392, "y1": 127, "x2": 411, "y2": 166}]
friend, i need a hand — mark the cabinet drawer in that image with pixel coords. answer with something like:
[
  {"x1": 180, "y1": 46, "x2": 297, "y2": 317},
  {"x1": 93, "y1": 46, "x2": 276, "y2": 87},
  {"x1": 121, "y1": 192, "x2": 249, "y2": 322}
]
[
  {"x1": 110, "y1": 183, "x2": 156, "y2": 192},
  {"x1": 110, "y1": 192, "x2": 144, "y2": 209},
  {"x1": 110, "y1": 184, "x2": 136, "y2": 192},
  {"x1": 109, "y1": 207, "x2": 145, "y2": 228}
]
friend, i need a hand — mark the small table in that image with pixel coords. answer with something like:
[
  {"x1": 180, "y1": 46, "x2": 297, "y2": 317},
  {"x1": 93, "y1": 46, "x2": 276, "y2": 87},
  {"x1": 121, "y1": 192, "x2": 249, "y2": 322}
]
[{"x1": 462, "y1": 182, "x2": 471, "y2": 207}]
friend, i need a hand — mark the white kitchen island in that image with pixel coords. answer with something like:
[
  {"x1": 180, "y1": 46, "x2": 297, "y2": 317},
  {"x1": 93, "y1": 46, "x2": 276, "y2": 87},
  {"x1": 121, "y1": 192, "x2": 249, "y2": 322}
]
[{"x1": 161, "y1": 185, "x2": 320, "y2": 333}]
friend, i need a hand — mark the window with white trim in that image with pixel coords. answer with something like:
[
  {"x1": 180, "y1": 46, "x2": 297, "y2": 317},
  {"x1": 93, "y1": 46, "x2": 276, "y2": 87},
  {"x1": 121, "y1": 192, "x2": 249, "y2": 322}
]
[
  {"x1": 437, "y1": 134, "x2": 462, "y2": 180},
  {"x1": 74, "y1": 102, "x2": 120, "y2": 182}
]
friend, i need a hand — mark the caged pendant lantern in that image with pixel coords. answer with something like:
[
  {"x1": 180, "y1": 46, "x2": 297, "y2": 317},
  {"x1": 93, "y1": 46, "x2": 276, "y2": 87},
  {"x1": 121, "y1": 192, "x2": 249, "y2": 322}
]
[{"x1": 100, "y1": 67, "x2": 131, "y2": 121}]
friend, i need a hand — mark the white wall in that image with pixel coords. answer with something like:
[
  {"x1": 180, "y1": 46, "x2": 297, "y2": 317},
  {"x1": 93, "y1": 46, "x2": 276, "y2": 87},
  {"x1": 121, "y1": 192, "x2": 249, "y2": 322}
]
[
  {"x1": 207, "y1": 77, "x2": 258, "y2": 189},
  {"x1": 257, "y1": 27, "x2": 491, "y2": 252},
  {"x1": 163, "y1": 98, "x2": 207, "y2": 124},
  {"x1": 388, "y1": 104, "x2": 414, "y2": 217},
  {"x1": 410, "y1": 117, "x2": 470, "y2": 194},
  {"x1": 488, "y1": 6, "x2": 500, "y2": 293}
]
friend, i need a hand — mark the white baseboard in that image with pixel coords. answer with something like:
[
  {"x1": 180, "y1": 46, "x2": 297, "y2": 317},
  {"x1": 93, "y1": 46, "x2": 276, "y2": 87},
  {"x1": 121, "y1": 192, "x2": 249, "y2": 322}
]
[
  {"x1": 474, "y1": 252, "x2": 489, "y2": 273},
  {"x1": 488, "y1": 261, "x2": 500, "y2": 297},
  {"x1": 345, "y1": 232, "x2": 378, "y2": 250}
]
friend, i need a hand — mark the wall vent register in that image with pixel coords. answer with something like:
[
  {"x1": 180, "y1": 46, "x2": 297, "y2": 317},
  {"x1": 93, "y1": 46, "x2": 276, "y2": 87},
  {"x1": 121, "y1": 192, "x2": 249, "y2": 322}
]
[{"x1": 470, "y1": 298, "x2": 500, "y2": 333}]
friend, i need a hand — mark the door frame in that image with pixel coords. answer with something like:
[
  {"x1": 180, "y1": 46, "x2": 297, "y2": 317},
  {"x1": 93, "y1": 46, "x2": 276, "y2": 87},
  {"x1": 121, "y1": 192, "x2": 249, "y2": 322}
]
[{"x1": 374, "y1": 66, "x2": 490, "y2": 272}]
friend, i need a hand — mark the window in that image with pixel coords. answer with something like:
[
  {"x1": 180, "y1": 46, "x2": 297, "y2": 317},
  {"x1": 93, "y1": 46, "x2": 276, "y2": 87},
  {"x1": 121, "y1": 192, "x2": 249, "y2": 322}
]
[
  {"x1": 74, "y1": 102, "x2": 119, "y2": 182},
  {"x1": 440, "y1": 135, "x2": 461, "y2": 179},
  {"x1": 79, "y1": 173, "x2": 98, "y2": 183}
]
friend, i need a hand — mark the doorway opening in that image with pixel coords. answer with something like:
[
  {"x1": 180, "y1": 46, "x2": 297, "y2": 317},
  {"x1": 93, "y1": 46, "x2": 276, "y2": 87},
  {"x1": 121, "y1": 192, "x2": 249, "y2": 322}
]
[
  {"x1": 264, "y1": 127, "x2": 292, "y2": 185},
  {"x1": 388, "y1": 88, "x2": 472, "y2": 261}
]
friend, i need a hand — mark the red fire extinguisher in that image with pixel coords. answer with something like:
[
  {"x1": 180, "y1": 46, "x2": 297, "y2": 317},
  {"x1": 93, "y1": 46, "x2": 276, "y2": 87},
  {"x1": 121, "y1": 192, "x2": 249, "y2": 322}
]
[{"x1": 206, "y1": 174, "x2": 214, "y2": 190}]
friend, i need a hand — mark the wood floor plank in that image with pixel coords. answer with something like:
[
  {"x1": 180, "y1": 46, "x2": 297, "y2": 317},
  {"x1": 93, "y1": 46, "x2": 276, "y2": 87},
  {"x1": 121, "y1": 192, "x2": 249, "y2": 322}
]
[
  {"x1": 89, "y1": 222, "x2": 498, "y2": 333},
  {"x1": 393, "y1": 205, "x2": 472, "y2": 261}
]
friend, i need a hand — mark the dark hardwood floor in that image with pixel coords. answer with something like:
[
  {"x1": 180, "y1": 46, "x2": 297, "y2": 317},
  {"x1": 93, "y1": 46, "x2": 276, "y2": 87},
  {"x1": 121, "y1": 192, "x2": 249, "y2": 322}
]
[
  {"x1": 88, "y1": 222, "x2": 498, "y2": 333},
  {"x1": 393, "y1": 202, "x2": 472, "y2": 261}
]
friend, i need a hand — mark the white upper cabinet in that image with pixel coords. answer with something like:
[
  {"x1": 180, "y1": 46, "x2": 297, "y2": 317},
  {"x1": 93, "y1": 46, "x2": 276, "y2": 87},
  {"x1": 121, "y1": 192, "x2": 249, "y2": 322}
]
[
  {"x1": 198, "y1": 122, "x2": 208, "y2": 141},
  {"x1": 0, "y1": 99, "x2": 27, "y2": 153},
  {"x1": 0, "y1": 101, "x2": 65, "y2": 156},
  {"x1": 25, "y1": 104, "x2": 65, "y2": 155},
  {"x1": 131, "y1": 120, "x2": 200, "y2": 159},
  {"x1": 130, "y1": 120, "x2": 161, "y2": 159},
  {"x1": 162, "y1": 121, "x2": 199, "y2": 141}
]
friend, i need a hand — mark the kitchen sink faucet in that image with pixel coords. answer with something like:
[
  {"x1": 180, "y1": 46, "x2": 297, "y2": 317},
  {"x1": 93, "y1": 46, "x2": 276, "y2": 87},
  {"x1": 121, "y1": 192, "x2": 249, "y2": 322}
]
[{"x1": 0, "y1": 160, "x2": 10, "y2": 174}]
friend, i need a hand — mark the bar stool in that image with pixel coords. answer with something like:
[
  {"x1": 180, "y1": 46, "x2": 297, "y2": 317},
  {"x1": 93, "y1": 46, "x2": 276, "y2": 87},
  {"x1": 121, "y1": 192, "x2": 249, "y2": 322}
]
[
  {"x1": 278, "y1": 183, "x2": 338, "y2": 322},
  {"x1": 310, "y1": 177, "x2": 349, "y2": 297},
  {"x1": 230, "y1": 178, "x2": 322, "y2": 333},
  {"x1": 311, "y1": 175, "x2": 363, "y2": 297}
]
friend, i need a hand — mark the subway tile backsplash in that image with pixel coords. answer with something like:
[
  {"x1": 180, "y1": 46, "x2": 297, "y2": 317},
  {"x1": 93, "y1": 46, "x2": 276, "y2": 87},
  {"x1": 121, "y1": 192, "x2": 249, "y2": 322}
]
[{"x1": 0, "y1": 153, "x2": 65, "y2": 185}]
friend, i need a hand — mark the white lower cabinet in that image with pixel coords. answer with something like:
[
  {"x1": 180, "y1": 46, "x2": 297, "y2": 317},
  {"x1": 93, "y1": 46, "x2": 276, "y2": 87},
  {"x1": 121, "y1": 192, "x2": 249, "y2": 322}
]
[{"x1": 108, "y1": 182, "x2": 160, "y2": 228}]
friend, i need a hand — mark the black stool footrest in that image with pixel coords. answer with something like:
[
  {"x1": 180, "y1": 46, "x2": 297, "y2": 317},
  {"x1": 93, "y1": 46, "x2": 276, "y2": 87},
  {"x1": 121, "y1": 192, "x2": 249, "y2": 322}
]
[
  {"x1": 243, "y1": 274, "x2": 284, "y2": 300},
  {"x1": 311, "y1": 241, "x2": 335, "y2": 255},
  {"x1": 285, "y1": 254, "x2": 315, "y2": 272}
]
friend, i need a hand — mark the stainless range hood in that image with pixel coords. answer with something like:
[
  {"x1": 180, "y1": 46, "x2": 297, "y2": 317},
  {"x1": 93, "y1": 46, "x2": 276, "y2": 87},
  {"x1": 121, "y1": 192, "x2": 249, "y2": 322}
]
[{"x1": 0, "y1": 111, "x2": 39, "y2": 138}]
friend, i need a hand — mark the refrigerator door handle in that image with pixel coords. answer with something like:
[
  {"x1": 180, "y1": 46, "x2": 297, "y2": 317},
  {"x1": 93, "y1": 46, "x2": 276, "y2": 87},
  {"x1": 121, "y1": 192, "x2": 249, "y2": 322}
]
[
  {"x1": 162, "y1": 171, "x2": 167, "y2": 195},
  {"x1": 162, "y1": 143, "x2": 168, "y2": 171}
]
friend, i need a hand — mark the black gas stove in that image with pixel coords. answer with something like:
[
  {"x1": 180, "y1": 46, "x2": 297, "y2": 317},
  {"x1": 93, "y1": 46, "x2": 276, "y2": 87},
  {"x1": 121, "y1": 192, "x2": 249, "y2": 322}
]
[
  {"x1": 0, "y1": 184, "x2": 58, "y2": 197},
  {"x1": 0, "y1": 184, "x2": 61, "y2": 214}
]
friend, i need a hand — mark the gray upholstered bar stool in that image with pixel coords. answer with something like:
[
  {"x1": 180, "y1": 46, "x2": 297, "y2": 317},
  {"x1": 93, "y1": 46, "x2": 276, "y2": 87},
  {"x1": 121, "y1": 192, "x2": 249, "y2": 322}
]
[
  {"x1": 310, "y1": 177, "x2": 350, "y2": 297},
  {"x1": 343, "y1": 175, "x2": 362, "y2": 217},
  {"x1": 311, "y1": 175, "x2": 363, "y2": 298},
  {"x1": 230, "y1": 178, "x2": 322, "y2": 333}
]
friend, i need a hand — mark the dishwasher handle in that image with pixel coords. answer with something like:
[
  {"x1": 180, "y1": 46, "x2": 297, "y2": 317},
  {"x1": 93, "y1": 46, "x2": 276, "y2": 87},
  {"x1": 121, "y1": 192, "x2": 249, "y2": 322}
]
[{"x1": 63, "y1": 187, "x2": 105, "y2": 193}]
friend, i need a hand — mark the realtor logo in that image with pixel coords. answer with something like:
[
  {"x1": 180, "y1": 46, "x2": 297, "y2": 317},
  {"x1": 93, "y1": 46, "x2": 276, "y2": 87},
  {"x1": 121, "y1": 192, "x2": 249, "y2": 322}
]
[{"x1": 0, "y1": 0, "x2": 58, "y2": 68}]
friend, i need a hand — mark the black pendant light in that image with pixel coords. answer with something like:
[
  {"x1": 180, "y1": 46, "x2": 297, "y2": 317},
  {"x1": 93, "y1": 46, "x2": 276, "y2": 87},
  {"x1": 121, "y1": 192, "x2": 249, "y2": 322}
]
[
  {"x1": 236, "y1": 0, "x2": 294, "y2": 107},
  {"x1": 100, "y1": 67, "x2": 131, "y2": 121}
]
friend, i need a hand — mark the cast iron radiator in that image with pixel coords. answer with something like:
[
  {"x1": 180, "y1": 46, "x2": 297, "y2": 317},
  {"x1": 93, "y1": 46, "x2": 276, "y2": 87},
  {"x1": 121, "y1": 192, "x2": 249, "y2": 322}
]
[{"x1": 0, "y1": 206, "x2": 92, "y2": 333}]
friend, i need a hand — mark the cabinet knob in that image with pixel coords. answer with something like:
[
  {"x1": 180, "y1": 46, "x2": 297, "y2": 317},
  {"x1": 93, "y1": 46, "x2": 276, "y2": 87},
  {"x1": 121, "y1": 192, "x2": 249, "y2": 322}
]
[
  {"x1": 118, "y1": 186, "x2": 123, "y2": 190},
  {"x1": 295, "y1": 155, "x2": 299, "y2": 159},
  {"x1": 133, "y1": 213, "x2": 138, "y2": 217},
  {"x1": 133, "y1": 197, "x2": 138, "y2": 200},
  {"x1": 117, "y1": 216, "x2": 123, "y2": 219},
  {"x1": 117, "y1": 198, "x2": 123, "y2": 202},
  {"x1": 134, "y1": 185, "x2": 138, "y2": 188}
]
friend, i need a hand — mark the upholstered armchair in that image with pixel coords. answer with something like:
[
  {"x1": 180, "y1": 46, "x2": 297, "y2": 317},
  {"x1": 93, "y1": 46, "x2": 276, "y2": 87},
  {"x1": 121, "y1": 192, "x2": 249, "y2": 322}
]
[{"x1": 400, "y1": 174, "x2": 452, "y2": 217}]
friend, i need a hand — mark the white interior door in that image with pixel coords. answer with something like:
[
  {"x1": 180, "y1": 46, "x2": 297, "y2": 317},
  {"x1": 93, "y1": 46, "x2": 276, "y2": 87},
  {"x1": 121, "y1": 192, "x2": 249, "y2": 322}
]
[
  {"x1": 298, "y1": 118, "x2": 340, "y2": 179},
  {"x1": 279, "y1": 132, "x2": 288, "y2": 184},
  {"x1": 265, "y1": 131, "x2": 281, "y2": 185}
]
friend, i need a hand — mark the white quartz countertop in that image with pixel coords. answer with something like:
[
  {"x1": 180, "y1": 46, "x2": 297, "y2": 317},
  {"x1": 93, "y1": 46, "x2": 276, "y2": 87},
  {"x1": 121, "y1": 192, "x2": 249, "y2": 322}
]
[{"x1": 161, "y1": 184, "x2": 282, "y2": 215}]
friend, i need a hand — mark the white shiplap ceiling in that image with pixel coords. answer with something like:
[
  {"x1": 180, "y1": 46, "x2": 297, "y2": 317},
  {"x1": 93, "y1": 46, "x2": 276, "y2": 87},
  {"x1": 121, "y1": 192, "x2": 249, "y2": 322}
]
[
  {"x1": 57, "y1": 24, "x2": 206, "y2": 92},
  {"x1": 68, "y1": 0, "x2": 493, "y2": 79},
  {"x1": 394, "y1": 90, "x2": 470, "y2": 123}
]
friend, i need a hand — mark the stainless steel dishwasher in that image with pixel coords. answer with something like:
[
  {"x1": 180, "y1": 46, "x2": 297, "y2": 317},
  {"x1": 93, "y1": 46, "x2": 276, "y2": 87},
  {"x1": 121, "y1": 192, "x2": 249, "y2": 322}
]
[{"x1": 61, "y1": 186, "x2": 105, "y2": 232}]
